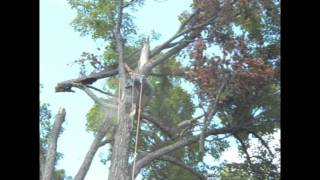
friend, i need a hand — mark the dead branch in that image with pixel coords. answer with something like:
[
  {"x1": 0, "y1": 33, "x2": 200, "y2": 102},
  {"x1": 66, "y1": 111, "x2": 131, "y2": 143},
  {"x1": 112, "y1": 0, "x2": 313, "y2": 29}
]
[
  {"x1": 42, "y1": 108, "x2": 66, "y2": 180},
  {"x1": 55, "y1": 68, "x2": 118, "y2": 93}
]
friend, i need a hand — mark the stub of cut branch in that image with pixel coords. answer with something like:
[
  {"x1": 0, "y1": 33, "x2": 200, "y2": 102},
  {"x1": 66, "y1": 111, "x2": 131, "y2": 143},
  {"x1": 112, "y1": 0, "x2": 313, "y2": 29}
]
[{"x1": 55, "y1": 68, "x2": 118, "y2": 93}]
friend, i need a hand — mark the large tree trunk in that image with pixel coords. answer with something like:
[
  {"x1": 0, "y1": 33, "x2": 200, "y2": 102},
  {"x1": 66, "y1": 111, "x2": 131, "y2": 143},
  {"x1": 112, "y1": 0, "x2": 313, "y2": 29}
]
[
  {"x1": 42, "y1": 107, "x2": 66, "y2": 180},
  {"x1": 108, "y1": 106, "x2": 132, "y2": 180},
  {"x1": 108, "y1": 1, "x2": 132, "y2": 179}
]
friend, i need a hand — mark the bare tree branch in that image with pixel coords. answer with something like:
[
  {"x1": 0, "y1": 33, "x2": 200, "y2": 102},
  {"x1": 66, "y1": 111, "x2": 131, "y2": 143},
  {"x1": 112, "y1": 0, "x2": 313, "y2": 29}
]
[
  {"x1": 148, "y1": 0, "x2": 241, "y2": 62},
  {"x1": 148, "y1": 8, "x2": 209, "y2": 59},
  {"x1": 199, "y1": 80, "x2": 227, "y2": 153},
  {"x1": 142, "y1": 40, "x2": 190, "y2": 76},
  {"x1": 55, "y1": 68, "x2": 118, "y2": 93},
  {"x1": 152, "y1": 7, "x2": 228, "y2": 56},
  {"x1": 158, "y1": 155, "x2": 206, "y2": 180},
  {"x1": 143, "y1": 6, "x2": 242, "y2": 76},
  {"x1": 71, "y1": 83, "x2": 117, "y2": 109},
  {"x1": 74, "y1": 118, "x2": 113, "y2": 180},
  {"x1": 99, "y1": 137, "x2": 113, "y2": 147},
  {"x1": 114, "y1": 0, "x2": 125, "y2": 80},
  {"x1": 142, "y1": 114, "x2": 205, "y2": 140},
  {"x1": 177, "y1": 114, "x2": 204, "y2": 129},
  {"x1": 133, "y1": 126, "x2": 246, "y2": 177},
  {"x1": 86, "y1": 85, "x2": 116, "y2": 97},
  {"x1": 166, "y1": 37, "x2": 221, "y2": 49},
  {"x1": 122, "y1": 0, "x2": 137, "y2": 8},
  {"x1": 72, "y1": 83, "x2": 103, "y2": 104},
  {"x1": 149, "y1": 30, "x2": 186, "y2": 60},
  {"x1": 42, "y1": 108, "x2": 66, "y2": 180},
  {"x1": 178, "y1": 9, "x2": 200, "y2": 32}
]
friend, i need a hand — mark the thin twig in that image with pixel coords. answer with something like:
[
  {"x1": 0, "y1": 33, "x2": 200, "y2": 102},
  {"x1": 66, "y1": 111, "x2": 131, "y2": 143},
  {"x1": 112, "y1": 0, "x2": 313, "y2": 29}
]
[{"x1": 86, "y1": 85, "x2": 116, "y2": 97}]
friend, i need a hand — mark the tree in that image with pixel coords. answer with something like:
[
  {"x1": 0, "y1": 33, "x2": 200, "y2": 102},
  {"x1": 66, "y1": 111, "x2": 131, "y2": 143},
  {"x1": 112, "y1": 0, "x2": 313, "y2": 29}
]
[
  {"x1": 54, "y1": 0, "x2": 280, "y2": 179},
  {"x1": 40, "y1": 90, "x2": 67, "y2": 180}
]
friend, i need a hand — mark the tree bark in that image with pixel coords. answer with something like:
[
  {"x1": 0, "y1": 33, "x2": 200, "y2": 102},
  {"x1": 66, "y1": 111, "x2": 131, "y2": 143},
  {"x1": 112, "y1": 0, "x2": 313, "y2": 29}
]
[
  {"x1": 108, "y1": 111, "x2": 132, "y2": 180},
  {"x1": 108, "y1": 1, "x2": 132, "y2": 179},
  {"x1": 42, "y1": 107, "x2": 66, "y2": 180}
]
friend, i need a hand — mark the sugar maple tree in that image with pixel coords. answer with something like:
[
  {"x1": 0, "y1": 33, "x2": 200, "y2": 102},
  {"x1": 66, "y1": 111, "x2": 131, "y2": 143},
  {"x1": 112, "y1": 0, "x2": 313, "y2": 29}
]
[{"x1": 53, "y1": 0, "x2": 280, "y2": 179}]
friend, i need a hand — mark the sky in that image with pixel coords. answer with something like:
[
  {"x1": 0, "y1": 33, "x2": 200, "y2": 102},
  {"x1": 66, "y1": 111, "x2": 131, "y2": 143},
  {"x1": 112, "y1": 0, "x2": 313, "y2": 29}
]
[{"x1": 40, "y1": 0, "x2": 279, "y2": 179}]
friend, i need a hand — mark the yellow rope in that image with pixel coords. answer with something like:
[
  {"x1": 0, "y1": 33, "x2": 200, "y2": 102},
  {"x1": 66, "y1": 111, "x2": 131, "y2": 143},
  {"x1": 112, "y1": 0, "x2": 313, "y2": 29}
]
[
  {"x1": 131, "y1": 78, "x2": 135, "y2": 127},
  {"x1": 117, "y1": 79, "x2": 121, "y2": 125},
  {"x1": 131, "y1": 75, "x2": 144, "y2": 180}
]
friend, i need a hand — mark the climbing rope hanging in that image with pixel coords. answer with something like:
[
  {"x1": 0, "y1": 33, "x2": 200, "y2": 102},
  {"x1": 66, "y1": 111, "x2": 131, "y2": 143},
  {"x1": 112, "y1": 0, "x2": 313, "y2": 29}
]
[
  {"x1": 131, "y1": 74, "x2": 144, "y2": 180},
  {"x1": 117, "y1": 78, "x2": 121, "y2": 125},
  {"x1": 130, "y1": 75, "x2": 135, "y2": 127}
]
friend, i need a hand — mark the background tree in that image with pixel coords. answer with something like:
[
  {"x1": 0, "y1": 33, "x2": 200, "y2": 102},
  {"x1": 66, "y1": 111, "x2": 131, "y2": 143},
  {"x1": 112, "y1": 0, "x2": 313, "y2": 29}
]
[
  {"x1": 40, "y1": 86, "x2": 68, "y2": 180},
  {"x1": 54, "y1": 0, "x2": 280, "y2": 179}
]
